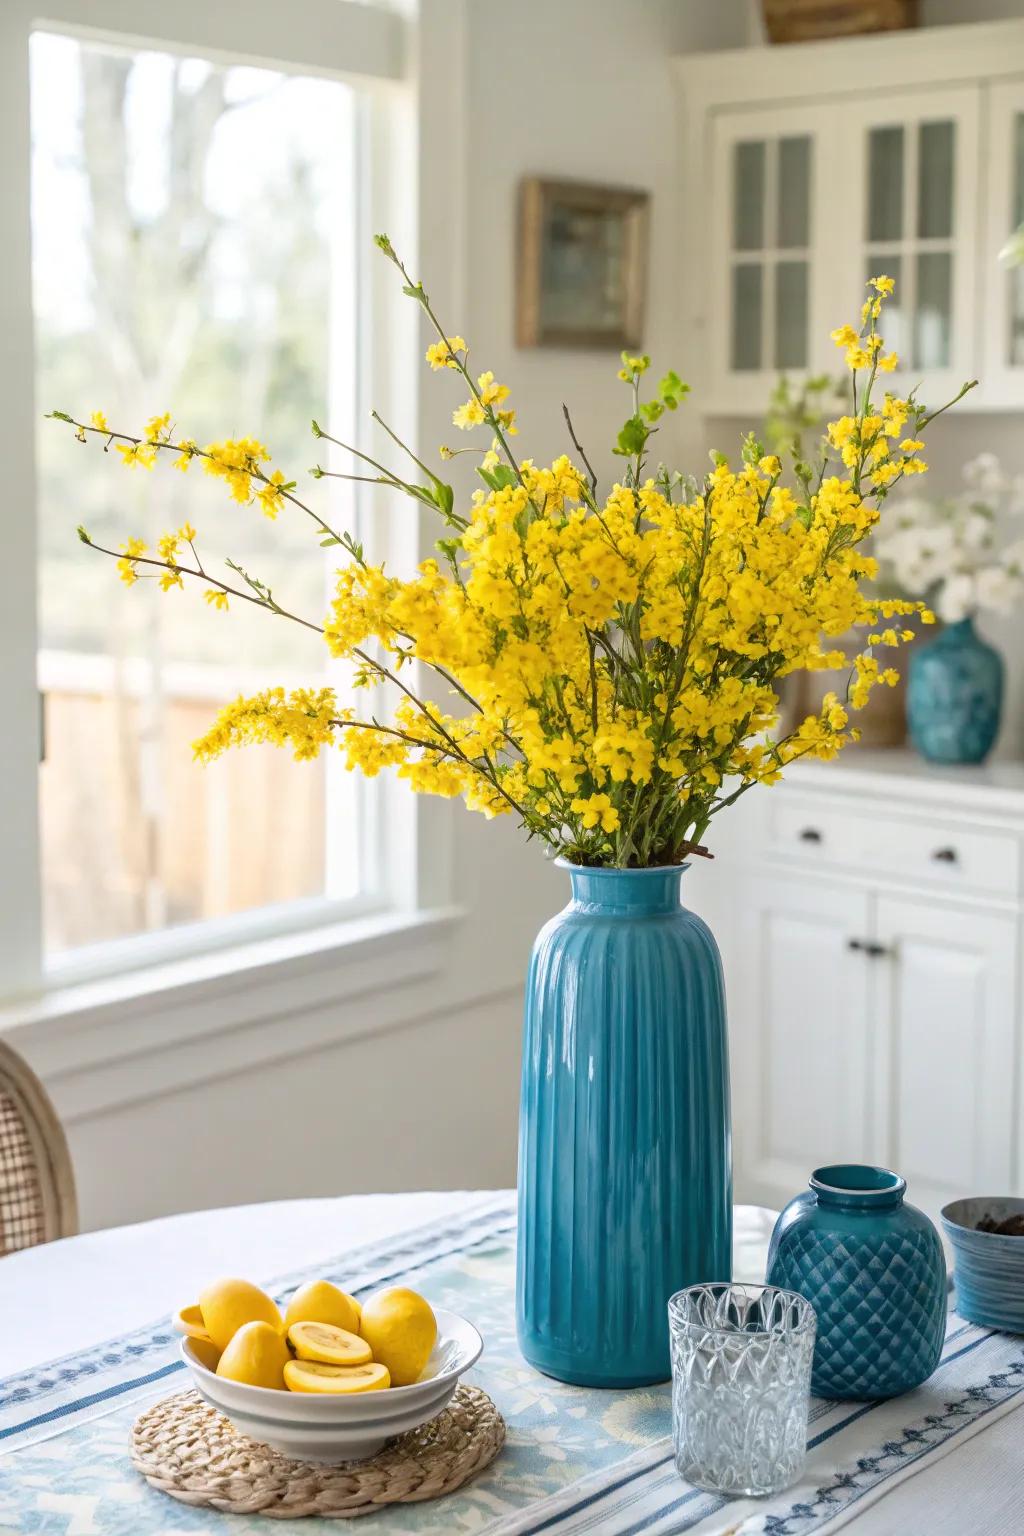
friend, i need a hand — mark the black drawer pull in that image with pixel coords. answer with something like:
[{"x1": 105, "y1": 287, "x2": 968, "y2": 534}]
[
  {"x1": 848, "y1": 938, "x2": 891, "y2": 957},
  {"x1": 799, "y1": 827, "x2": 823, "y2": 843},
  {"x1": 932, "y1": 847, "x2": 958, "y2": 864}
]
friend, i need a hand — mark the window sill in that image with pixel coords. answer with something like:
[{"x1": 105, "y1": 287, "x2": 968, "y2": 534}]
[{"x1": 0, "y1": 905, "x2": 463, "y2": 1121}]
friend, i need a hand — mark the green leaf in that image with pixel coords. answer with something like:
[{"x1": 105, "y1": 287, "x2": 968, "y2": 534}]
[
  {"x1": 436, "y1": 536, "x2": 462, "y2": 569},
  {"x1": 319, "y1": 535, "x2": 343, "y2": 547},
  {"x1": 402, "y1": 283, "x2": 426, "y2": 300},
  {"x1": 434, "y1": 480, "x2": 455, "y2": 519},
  {"x1": 47, "y1": 409, "x2": 74, "y2": 423},
  {"x1": 639, "y1": 399, "x2": 664, "y2": 423},
  {"x1": 613, "y1": 414, "x2": 648, "y2": 458},
  {"x1": 76, "y1": 524, "x2": 91, "y2": 544},
  {"x1": 310, "y1": 419, "x2": 323, "y2": 438},
  {"x1": 476, "y1": 463, "x2": 518, "y2": 492},
  {"x1": 741, "y1": 431, "x2": 765, "y2": 466},
  {"x1": 658, "y1": 371, "x2": 689, "y2": 409},
  {"x1": 795, "y1": 505, "x2": 813, "y2": 530}
]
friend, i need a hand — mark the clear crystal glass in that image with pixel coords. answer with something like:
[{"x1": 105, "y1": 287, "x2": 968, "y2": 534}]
[{"x1": 668, "y1": 1282, "x2": 816, "y2": 1497}]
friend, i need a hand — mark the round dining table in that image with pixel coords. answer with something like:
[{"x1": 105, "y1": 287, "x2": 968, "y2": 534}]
[{"x1": 1, "y1": 1191, "x2": 1020, "y2": 1535}]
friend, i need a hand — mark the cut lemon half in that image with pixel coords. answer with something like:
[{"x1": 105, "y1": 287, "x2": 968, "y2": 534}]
[
  {"x1": 173, "y1": 1304, "x2": 213, "y2": 1343},
  {"x1": 284, "y1": 1359, "x2": 390, "y2": 1394},
  {"x1": 287, "y1": 1320, "x2": 371, "y2": 1366}
]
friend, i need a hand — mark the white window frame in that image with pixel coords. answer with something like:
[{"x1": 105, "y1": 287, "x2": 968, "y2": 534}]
[{"x1": 0, "y1": 0, "x2": 451, "y2": 1006}]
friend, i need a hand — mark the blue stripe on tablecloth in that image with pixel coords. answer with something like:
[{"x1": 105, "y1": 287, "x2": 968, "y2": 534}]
[
  {"x1": 0, "y1": 1193, "x2": 516, "y2": 1446},
  {"x1": 510, "y1": 1320, "x2": 1001, "y2": 1536},
  {"x1": 0, "y1": 1362, "x2": 185, "y2": 1443}
]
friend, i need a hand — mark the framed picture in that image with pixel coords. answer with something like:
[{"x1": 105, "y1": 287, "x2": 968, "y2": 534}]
[{"x1": 516, "y1": 177, "x2": 650, "y2": 350}]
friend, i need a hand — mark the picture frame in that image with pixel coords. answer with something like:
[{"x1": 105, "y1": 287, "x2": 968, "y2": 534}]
[{"x1": 516, "y1": 177, "x2": 650, "y2": 350}]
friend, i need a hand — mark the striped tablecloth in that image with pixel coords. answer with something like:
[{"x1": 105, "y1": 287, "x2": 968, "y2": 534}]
[{"x1": 1, "y1": 1192, "x2": 1021, "y2": 1534}]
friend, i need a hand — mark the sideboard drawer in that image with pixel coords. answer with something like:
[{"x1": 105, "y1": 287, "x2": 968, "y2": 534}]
[{"x1": 768, "y1": 797, "x2": 1021, "y2": 898}]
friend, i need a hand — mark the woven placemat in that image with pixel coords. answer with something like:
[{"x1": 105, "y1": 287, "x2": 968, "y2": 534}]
[{"x1": 131, "y1": 1385, "x2": 505, "y2": 1518}]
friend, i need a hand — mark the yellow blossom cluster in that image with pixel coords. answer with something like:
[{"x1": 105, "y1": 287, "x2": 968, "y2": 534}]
[
  {"x1": 58, "y1": 262, "x2": 973, "y2": 867},
  {"x1": 193, "y1": 688, "x2": 340, "y2": 762}
]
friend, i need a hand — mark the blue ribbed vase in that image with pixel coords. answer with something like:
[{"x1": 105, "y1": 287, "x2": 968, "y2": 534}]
[
  {"x1": 516, "y1": 862, "x2": 732, "y2": 1387},
  {"x1": 907, "y1": 616, "x2": 1003, "y2": 764},
  {"x1": 767, "y1": 1165, "x2": 946, "y2": 1401}
]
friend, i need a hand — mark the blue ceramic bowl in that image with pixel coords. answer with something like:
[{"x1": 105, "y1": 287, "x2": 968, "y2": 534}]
[{"x1": 941, "y1": 1197, "x2": 1024, "y2": 1333}]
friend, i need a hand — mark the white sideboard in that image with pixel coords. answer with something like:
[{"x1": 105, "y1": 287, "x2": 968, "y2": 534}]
[{"x1": 691, "y1": 752, "x2": 1024, "y2": 1225}]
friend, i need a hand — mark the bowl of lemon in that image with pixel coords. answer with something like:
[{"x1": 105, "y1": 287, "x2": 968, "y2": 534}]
[{"x1": 173, "y1": 1276, "x2": 482, "y2": 1462}]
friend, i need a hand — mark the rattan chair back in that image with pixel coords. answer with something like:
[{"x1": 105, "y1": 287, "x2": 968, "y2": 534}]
[{"x1": 0, "y1": 1039, "x2": 77, "y2": 1254}]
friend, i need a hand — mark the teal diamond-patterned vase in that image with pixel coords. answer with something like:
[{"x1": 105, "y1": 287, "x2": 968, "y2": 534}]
[
  {"x1": 907, "y1": 616, "x2": 1003, "y2": 764},
  {"x1": 766, "y1": 1165, "x2": 946, "y2": 1401}
]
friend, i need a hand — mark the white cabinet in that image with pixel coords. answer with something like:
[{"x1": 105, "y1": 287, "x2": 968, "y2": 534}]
[
  {"x1": 677, "y1": 21, "x2": 1024, "y2": 414},
  {"x1": 735, "y1": 873, "x2": 874, "y2": 1204},
  {"x1": 709, "y1": 104, "x2": 836, "y2": 405},
  {"x1": 701, "y1": 756, "x2": 1024, "y2": 1224},
  {"x1": 876, "y1": 896, "x2": 1017, "y2": 1211},
  {"x1": 838, "y1": 87, "x2": 979, "y2": 406},
  {"x1": 984, "y1": 78, "x2": 1024, "y2": 406}
]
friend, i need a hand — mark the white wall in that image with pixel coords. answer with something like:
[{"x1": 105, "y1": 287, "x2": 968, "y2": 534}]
[{"x1": 32, "y1": 0, "x2": 1024, "y2": 1230}]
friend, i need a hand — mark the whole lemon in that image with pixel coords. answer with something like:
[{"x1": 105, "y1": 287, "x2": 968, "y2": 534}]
[
  {"x1": 358, "y1": 1288, "x2": 437, "y2": 1387},
  {"x1": 216, "y1": 1320, "x2": 289, "y2": 1389},
  {"x1": 199, "y1": 1277, "x2": 283, "y2": 1351},
  {"x1": 284, "y1": 1279, "x2": 361, "y2": 1336},
  {"x1": 189, "y1": 1336, "x2": 222, "y2": 1374}
]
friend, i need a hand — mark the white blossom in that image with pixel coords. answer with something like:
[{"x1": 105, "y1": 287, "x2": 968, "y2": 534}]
[
  {"x1": 876, "y1": 453, "x2": 1024, "y2": 619},
  {"x1": 937, "y1": 573, "x2": 976, "y2": 623},
  {"x1": 974, "y1": 566, "x2": 1022, "y2": 614}
]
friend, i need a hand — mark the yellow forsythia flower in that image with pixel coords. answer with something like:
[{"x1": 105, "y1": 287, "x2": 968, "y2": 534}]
[
  {"x1": 145, "y1": 412, "x2": 172, "y2": 443},
  {"x1": 425, "y1": 336, "x2": 466, "y2": 370},
  {"x1": 452, "y1": 398, "x2": 486, "y2": 430},
  {"x1": 257, "y1": 470, "x2": 287, "y2": 519},
  {"x1": 116, "y1": 442, "x2": 157, "y2": 470}
]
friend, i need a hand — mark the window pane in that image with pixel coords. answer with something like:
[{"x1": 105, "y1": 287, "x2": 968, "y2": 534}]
[
  {"x1": 777, "y1": 137, "x2": 811, "y2": 249},
  {"x1": 868, "y1": 126, "x2": 904, "y2": 242},
  {"x1": 32, "y1": 33, "x2": 359, "y2": 955},
  {"x1": 917, "y1": 120, "x2": 954, "y2": 240},
  {"x1": 733, "y1": 141, "x2": 765, "y2": 252},
  {"x1": 915, "y1": 250, "x2": 952, "y2": 369},
  {"x1": 866, "y1": 253, "x2": 904, "y2": 362},
  {"x1": 774, "y1": 260, "x2": 808, "y2": 369},
  {"x1": 1011, "y1": 113, "x2": 1024, "y2": 366},
  {"x1": 731, "y1": 263, "x2": 763, "y2": 370},
  {"x1": 1011, "y1": 268, "x2": 1024, "y2": 368}
]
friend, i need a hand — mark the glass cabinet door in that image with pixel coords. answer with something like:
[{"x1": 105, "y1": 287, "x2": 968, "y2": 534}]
[
  {"x1": 710, "y1": 105, "x2": 833, "y2": 410},
  {"x1": 848, "y1": 88, "x2": 978, "y2": 397},
  {"x1": 983, "y1": 79, "x2": 1024, "y2": 406}
]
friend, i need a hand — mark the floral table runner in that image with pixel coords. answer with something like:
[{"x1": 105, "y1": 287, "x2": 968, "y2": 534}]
[{"x1": 1, "y1": 1194, "x2": 1021, "y2": 1535}]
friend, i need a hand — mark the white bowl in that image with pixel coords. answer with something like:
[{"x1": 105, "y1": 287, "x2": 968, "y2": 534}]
[{"x1": 181, "y1": 1307, "x2": 483, "y2": 1462}]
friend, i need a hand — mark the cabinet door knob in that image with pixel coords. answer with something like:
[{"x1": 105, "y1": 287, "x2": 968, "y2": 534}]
[
  {"x1": 847, "y1": 938, "x2": 892, "y2": 958},
  {"x1": 932, "y1": 847, "x2": 958, "y2": 864},
  {"x1": 799, "y1": 827, "x2": 822, "y2": 843}
]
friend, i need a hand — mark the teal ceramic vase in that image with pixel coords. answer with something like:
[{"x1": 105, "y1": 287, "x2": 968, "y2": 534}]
[
  {"x1": 766, "y1": 1165, "x2": 946, "y2": 1401},
  {"x1": 516, "y1": 861, "x2": 732, "y2": 1387},
  {"x1": 907, "y1": 616, "x2": 1003, "y2": 764}
]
